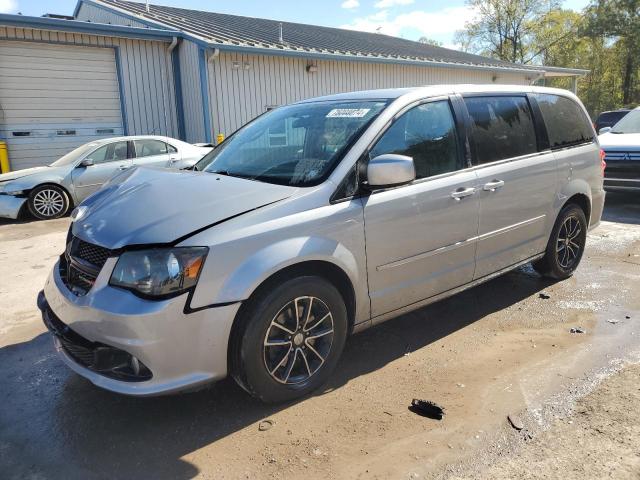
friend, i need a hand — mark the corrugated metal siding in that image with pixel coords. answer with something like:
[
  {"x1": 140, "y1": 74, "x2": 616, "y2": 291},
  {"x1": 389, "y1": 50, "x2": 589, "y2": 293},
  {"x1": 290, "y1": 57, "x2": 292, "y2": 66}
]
[
  {"x1": 75, "y1": 2, "x2": 156, "y2": 29},
  {"x1": 0, "y1": 25, "x2": 179, "y2": 168},
  {"x1": 207, "y1": 52, "x2": 531, "y2": 136},
  {"x1": 178, "y1": 40, "x2": 205, "y2": 143}
]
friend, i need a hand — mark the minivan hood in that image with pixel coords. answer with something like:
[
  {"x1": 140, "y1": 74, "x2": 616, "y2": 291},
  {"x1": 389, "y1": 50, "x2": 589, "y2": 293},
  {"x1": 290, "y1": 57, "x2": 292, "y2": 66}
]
[
  {"x1": 598, "y1": 132, "x2": 640, "y2": 149},
  {"x1": 73, "y1": 167, "x2": 297, "y2": 249}
]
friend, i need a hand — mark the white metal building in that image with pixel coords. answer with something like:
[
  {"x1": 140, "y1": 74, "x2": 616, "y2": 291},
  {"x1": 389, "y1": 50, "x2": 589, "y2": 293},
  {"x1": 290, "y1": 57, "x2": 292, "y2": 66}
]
[{"x1": 0, "y1": 0, "x2": 587, "y2": 169}]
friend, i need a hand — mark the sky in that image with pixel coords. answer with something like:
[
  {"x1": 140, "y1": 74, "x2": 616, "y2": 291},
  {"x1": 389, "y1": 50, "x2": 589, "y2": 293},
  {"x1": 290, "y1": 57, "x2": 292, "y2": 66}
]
[{"x1": 0, "y1": 0, "x2": 591, "y2": 49}]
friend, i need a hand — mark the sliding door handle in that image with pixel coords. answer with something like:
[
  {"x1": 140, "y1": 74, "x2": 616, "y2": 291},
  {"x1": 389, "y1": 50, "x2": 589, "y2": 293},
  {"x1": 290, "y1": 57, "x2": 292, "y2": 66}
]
[
  {"x1": 483, "y1": 180, "x2": 505, "y2": 192},
  {"x1": 450, "y1": 187, "x2": 476, "y2": 201}
]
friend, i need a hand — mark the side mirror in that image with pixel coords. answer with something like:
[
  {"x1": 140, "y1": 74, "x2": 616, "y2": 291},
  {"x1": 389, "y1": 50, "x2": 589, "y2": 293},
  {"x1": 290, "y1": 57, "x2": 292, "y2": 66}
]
[
  {"x1": 599, "y1": 126, "x2": 612, "y2": 135},
  {"x1": 366, "y1": 154, "x2": 416, "y2": 189},
  {"x1": 80, "y1": 158, "x2": 95, "y2": 167}
]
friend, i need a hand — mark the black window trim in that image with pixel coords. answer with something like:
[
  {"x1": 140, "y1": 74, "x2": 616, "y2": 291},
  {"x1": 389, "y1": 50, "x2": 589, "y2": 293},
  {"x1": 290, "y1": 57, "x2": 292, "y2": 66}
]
[{"x1": 460, "y1": 93, "x2": 548, "y2": 169}]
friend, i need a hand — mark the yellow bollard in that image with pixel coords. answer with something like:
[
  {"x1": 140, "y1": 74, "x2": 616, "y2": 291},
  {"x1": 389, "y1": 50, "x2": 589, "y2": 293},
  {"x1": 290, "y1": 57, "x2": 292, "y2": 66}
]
[
  {"x1": 0, "y1": 141, "x2": 9, "y2": 174},
  {"x1": 216, "y1": 133, "x2": 225, "y2": 145}
]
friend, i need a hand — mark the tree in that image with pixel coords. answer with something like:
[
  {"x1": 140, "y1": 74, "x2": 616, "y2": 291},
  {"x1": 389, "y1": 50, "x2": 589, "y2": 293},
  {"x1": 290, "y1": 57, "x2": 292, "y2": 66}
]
[
  {"x1": 418, "y1": 36, "x2": 443, "y2": 46},
  {"x1": 454, "y1": 0, "x2": 560, "y2": 63},
  {"x1": 584, "y1": 0, "x2": 640, "y2": 105}
]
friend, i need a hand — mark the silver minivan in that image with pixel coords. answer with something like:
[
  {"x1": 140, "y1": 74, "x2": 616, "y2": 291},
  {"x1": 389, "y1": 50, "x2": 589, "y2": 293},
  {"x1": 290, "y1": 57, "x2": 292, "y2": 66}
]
[{"x1": 39, "y1": 85, "x2": 605, "y2": 402}]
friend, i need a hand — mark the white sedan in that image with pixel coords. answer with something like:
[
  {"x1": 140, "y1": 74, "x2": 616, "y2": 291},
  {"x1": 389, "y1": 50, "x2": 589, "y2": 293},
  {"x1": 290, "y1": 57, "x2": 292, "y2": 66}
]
[{"x1": 0, "y1": 136, "x2": 212, "y2": 220}]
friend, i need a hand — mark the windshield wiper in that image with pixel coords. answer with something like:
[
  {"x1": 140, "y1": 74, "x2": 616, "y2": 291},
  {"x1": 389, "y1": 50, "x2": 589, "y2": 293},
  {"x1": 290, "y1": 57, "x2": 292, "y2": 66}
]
[{"x1": 209, "y1": 170, "x2": 257, "y2": 180}]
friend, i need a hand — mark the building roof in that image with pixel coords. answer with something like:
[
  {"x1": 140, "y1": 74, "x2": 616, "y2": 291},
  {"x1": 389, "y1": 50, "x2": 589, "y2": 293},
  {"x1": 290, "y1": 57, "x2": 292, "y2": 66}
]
[{"x1": 85, "y1": 0, "x2": 551, "y2": 75}]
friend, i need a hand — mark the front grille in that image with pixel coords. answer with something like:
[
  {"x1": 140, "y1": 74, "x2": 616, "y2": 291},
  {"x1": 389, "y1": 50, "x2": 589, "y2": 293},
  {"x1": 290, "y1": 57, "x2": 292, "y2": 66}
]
[
  {"x1": 42, "y1": 304, "x2": 152, "y2": 382},
  {"x1": 604, "y1": 150, "x2": 640, "y2": 162},
  {"x1": 60, "y1": 237, "x2": 114, "y2": 296},
  {"x1": 75, "y1": 239, "x2": 111, "y2": 269}
]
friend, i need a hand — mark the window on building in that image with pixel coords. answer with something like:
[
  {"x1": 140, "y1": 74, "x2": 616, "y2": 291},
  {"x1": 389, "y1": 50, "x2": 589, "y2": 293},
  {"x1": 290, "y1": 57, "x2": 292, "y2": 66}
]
[
  {"x1": 464, "y1": 96, "x2": 537, "y2": 164},
  {"x1": 534, "y1": 94, "x2": 594, "y2": 148},
  {"x1": 370, "y1": 100, "x2": 461, "y2": 180},
  {"x1": 134, "y1": 139, "x2": 169, "y2": 158}
]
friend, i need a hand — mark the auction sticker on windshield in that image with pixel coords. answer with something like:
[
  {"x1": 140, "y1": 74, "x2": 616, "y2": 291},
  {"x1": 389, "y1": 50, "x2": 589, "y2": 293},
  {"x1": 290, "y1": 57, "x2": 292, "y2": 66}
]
[{"x1": 326, "y1": 108, "x2": 371, "y2": 118}]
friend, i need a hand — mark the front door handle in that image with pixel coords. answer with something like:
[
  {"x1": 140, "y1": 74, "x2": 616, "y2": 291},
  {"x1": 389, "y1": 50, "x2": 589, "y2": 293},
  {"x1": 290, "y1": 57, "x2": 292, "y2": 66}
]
[
  {"x1": 483, "y1": 180, "x2": 505, "y2": 192},
  {"x1": 450, "y1": 187, "x2": 476, "y2": 201},
  {"x1": 118, "y1": 164, "x2": 130, "y2": 171}
]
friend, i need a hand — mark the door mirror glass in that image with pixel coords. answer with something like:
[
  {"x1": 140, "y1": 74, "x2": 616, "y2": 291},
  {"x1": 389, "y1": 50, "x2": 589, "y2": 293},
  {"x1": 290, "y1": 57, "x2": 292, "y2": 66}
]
[
  {"x1": 599, "y1": 126, "x2": 612, "y2": 134},
  {"x1": 366, "y1": 154, "x2": 415, "y2": 188},
  {"x1": 80, "y1": 158, "x2": 95, "y2": 167}
]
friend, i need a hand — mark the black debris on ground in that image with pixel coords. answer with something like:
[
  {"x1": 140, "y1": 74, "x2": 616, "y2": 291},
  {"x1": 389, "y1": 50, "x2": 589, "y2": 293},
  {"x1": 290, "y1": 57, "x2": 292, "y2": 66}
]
[{"x1": 409, "y1": 399, "x2": 445, "y2": 420}]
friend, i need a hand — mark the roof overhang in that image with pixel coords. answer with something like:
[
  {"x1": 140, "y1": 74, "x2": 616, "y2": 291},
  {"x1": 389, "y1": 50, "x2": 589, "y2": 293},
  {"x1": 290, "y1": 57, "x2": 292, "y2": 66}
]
[
  {"x1": 541, "y1": 66, "x2": 590, "y2": 77},
  {"x1": 0, "y1": 12, "x2": 178, "y2": 42}
]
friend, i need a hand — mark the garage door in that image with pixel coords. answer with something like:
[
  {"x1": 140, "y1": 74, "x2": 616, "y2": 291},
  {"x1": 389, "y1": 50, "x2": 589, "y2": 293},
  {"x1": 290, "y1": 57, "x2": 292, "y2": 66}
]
[{"x1": 0, "y1": 41, "x2": 124, "y2": 170}]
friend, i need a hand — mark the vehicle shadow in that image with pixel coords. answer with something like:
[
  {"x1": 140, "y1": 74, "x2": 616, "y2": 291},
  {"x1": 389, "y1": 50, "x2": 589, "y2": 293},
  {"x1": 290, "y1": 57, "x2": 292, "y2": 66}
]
[
  {"x1": 602, "y1": 191, "x2": 640, "y2": 225},
  {"x1": 0, "y1": 265, "x2": 554, "y2": 479}
]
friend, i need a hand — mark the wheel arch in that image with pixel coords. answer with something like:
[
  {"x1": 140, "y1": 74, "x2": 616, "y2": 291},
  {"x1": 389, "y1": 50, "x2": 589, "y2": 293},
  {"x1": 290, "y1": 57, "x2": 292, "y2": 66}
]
[{"x1": 562, "y1": 193, "x2": 591, "y2": 227}]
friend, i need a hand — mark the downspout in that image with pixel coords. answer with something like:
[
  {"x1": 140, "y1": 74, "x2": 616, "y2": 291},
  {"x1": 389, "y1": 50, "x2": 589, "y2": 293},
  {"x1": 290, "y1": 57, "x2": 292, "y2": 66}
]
[{"x1": 168, "y1": 36, "x2": 186, "y2": 140}]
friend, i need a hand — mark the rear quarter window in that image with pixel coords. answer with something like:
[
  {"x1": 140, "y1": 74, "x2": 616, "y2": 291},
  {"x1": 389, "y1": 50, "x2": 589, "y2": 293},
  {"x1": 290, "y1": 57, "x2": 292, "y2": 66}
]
[{"x1": 534, "y1": 94, "x2": 594, "y2": 149}]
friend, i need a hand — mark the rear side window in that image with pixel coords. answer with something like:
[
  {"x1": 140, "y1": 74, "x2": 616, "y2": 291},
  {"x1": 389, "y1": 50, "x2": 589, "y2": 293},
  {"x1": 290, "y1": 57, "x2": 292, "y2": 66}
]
[
  {"x1": 134, "y1": 139, "x2": 169, "y2": 158},
  {"x1": 370, "y1": 100, "x2": 461, "y2": 180},
  {"x1": 464, "y1": 96, "x2": 537, "y2": 164},
  {"x1": 534, "y1": 94, "x2": 594, "y2": 149}
]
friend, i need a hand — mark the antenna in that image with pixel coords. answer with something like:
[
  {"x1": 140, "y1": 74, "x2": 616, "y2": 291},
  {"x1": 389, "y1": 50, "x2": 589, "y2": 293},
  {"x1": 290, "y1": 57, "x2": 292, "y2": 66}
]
[{"x1": 278, "y1": 22, "x2": 283, "y2": 43}]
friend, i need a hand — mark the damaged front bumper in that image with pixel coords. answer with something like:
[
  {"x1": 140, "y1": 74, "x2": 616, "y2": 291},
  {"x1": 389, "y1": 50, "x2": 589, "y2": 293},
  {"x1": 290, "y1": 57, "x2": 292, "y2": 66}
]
[{"x1": 0, "y1": 194, "x2": 26, "y2": 219}]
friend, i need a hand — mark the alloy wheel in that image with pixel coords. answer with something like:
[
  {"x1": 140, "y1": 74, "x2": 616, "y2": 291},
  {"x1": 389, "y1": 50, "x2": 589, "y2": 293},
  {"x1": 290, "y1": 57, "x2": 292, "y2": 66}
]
[
  {"x1": 263, "y1": 296, "x2": 334, "y2": 385},
  {"x1": 556, "y1": 215, "x2": 582, "y2": 269},
  {"x1": 32, "y1": 188, "x2": 65, "y2": 218}
]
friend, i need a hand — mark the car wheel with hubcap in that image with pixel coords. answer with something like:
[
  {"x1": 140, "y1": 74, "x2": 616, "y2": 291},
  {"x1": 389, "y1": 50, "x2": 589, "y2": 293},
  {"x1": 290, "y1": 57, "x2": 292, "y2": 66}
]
[
  {"x1": 231, "y1": 276, "x2": 348, "y2": 403},
  {"x1": 27, "y1": 185, "x2": 70, "y2": 220},
  {"x1": 532, "y1": 203, "x2": 588, "y2": 279}
]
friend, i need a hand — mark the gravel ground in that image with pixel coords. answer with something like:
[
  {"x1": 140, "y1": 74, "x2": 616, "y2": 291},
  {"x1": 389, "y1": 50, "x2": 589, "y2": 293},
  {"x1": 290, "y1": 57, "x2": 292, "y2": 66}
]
[{"x1": 449, "y1": 363, "x2": 640, "y2": 480}]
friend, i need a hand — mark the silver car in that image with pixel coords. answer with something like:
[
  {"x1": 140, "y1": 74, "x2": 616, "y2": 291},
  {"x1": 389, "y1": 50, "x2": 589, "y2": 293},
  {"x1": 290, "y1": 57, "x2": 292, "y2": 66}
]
[
  {"x1": 39, "y1": 85, "x2": 605, "y2": 402},
  {"x1": 0, "y1": 136, "x2": 212, "y2": 220}
]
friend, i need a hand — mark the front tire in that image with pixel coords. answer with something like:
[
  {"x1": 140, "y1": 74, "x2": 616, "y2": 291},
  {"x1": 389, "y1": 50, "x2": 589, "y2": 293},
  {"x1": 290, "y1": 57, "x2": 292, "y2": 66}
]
[
  {"x1": 532, "y1": 204, "x2": 588, "y2": 279},
  {"x1": 27, "y1": 185, "x2": 70, "y2": 220},
  {"x1": 230, "y1": 276, "x2": 348, "y2": 403}
]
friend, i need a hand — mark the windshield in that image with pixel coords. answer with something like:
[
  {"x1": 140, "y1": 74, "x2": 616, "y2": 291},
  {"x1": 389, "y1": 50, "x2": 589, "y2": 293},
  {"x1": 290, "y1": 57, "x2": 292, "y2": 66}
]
[
  {"x1": 49, "y1": 142, "x2": 100, "y2": 167},
  {"x1": 611, "y1": 109, "x2": 640, "y2": 134},
  {"x1": 196, "y1": 100, "x2": 388, "y2": 186}
]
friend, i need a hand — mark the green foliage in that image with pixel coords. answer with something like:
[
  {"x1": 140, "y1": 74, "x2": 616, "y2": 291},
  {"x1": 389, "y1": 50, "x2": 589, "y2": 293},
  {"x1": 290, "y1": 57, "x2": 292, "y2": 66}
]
[{"x1": 455, "y1": 0, "x2": 640, "y2": 117}]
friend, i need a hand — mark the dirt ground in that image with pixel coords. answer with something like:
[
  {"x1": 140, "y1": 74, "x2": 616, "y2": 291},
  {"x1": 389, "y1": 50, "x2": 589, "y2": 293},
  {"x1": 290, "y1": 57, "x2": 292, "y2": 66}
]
[{"x1": 0, "y1": 192, "x2": 639, "y2": 480}]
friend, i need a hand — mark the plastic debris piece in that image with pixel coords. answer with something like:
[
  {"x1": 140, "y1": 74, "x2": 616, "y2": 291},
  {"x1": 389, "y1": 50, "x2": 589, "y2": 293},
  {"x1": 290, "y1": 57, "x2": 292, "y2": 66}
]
[
  {"x1": 258, "y1": 419, "x2": 274, "y2": 431},
  {"x1": 507, "y1": 414, "x2": 524, "y2": 430},
  {"x1": 409, "y1": 399, "x2": 445, "y2": 420},
  {"x1": 570, "y1": 327, "x2": 586, "y2": 334}
]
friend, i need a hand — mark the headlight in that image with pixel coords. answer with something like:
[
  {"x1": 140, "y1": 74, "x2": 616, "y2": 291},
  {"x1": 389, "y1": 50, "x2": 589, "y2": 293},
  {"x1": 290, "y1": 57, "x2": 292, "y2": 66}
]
[{"x1": 110, "y1": 247, "x2": 208, "y2": 299}]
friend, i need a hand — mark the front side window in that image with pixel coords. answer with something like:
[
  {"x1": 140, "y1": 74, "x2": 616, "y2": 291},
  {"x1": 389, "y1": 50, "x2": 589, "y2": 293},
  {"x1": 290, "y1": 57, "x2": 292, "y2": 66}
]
[
  {"x1": 610, "y1": 109, "x2": 640, "y2": 134},
  {"x1": 134, "y1": 139, "x2": 169, "y2": 158},
  {"x1": 534, "y1": 94, "x2": 594, "y2": 148},
  {"x1": 196, "y1": 100, "x2": 388, "y2": 186},
  {"x1": 369, "y1": 100, "x2": 461, "y2": 179},
  {"x1": 464, "y1": 96, "x2": 537, "y2": 164},
  {"x1": 87, "y1": 141, "x2": 129, "y2": 164}
]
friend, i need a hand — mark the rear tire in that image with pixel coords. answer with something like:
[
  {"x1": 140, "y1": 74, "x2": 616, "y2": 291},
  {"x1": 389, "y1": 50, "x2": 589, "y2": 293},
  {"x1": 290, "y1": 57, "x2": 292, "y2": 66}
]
[
  {"x1": 532, "y1": 203, "x2": 587, "y2": 279},
  {"x1": 27, "y1": 184, "x2": 70, "y2": 220},
  {"x1": 230, "y1": 276, "x2": 348, "y2": 403}
]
